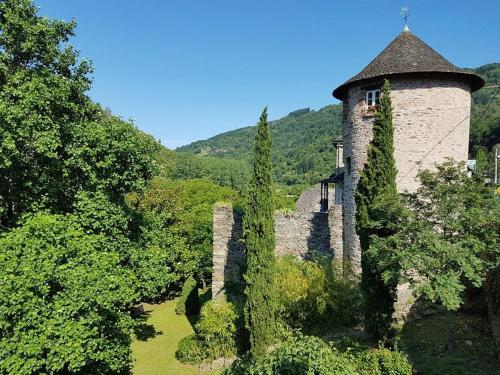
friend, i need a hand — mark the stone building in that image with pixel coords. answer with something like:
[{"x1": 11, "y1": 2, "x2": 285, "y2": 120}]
[
  {"x1": 211, "y1": 28, "x2": 485, "y2": 300},
  {"x1": 329, "y1": 29, "x2": 484, "y2": 271}
]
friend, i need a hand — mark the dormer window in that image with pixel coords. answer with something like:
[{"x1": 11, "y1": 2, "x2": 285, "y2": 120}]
[{"x1": 366, "y1": 89, "x2": 380, "y2": 107}]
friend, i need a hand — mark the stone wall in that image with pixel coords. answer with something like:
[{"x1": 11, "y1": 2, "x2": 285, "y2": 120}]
[
  {"x1": 212, "y1": 203, "x2": 343, "y2": 300},
  {"x1": 212, "y1": 204, "x2": 244, "y2": 300},
  {"x1": 295, "y1": 184, "x2": 333, "y2": 213},
  {"x1": 342, "y1": 77, "x2": 472, "y2": 272}
]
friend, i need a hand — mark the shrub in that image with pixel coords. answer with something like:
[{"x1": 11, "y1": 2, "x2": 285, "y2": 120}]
[
  {"x1": 356, "y1": 348, "x2": 412, "y2": 375},
  {"x1": 176, "y1": 301, "x2": 238, "y2": 364},
  {"x1": 224, "y1": 334, "x2": 412, "y2": 375},
  {"x1": 326, "y1": 260, "x2": 363, "y2": 328},
  {"x1": 274, "y1": 256, "x2": 363, "y2": 331},
  {"x1": 175, "y1": 335, "x2": 205, "y2": 364},
  {"x1": 225, "y1": 334, "x2": 357, "y2": 375},
  {"x1": 0, "y1": 214, "x2": 137, "y2": 375},
  {"x1": 275, "y1": 256, "x2": 327, "y2": 328},
  {"x1": 196, "y1": 301, "x2": 238, "y2": 359},
  {"x1": 175, "y1": 276, "x2": 200, "y2": 315}
]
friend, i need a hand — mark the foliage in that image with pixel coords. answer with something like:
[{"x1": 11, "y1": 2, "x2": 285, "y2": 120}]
[
  {"x1": 225, "y1": 334, "x2": 357, "y2": 375},
  {"x1": 168, "y1": 151, "x2": 251, "y2": 191},
  {"x1": 356, "y1": 348, "x2": 412, "y2": 375},
  {"x1": 468, "y1": 63, "x2": 500, "y2": 171},
  {"x1": 175, "y1": 335, "x2": 205, "y2": 365},
  {"x1": 175, "y1": 276, "x2": 200, "y2": 316},
  {"x1": 133, "y1": 177, "x2": 238, "y2": 284},
  {"x1": 225, "y1": 333, "x2": 412, "y2": 375},
  {"x1": 73, "y1": 189, "x2": 184, "y2": 302},
  {"x1": 243, "y1": 108, "x2": 279, "y2": 357},
  {"x1": 274, "y1": 256, "x2": 327, "y2": 328},
  {"x1": 196, "y1": 301, "x2": 239, "y2": 359},
  {"x1": 372, "y1": 161, "x2": 499, "y2": 312},
  {"x1": 128, "y1": 244, "x2": 186, "y2": 301},
  {"x1": 326, "y1": 260, "x2": 364, "y2": 329},
  {"x1": 355, "y1": 80, "x2": 399, "y2": 340},
  {"x1": 0, "y1": 0, "x2": 158, "y2": 227},
  {"x1": 176, "y1": 301, "x2": 238, "y2": 364},
  {"x1": 274, "y1": 257, "x2": 363, "y2": 332},
  {"x1": 65, "y1": 114, "x2": 159, "y2": 203},
  {"x1": 0, "y1": 214, "x2": 137, "y2": 375},
  {"x1": 178, "y1": 105, "x2": 342, "y2": 186}
]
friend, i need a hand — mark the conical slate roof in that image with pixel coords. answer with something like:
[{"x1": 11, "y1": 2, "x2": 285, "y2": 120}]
[{"x1": 332, "y1": 31, "x2": 484, "y2": 100}]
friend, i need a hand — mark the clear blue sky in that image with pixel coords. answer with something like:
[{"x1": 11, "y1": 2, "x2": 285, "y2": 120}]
[{"x1": 37, "y1": 0, "x2": 499, "y2": 149}]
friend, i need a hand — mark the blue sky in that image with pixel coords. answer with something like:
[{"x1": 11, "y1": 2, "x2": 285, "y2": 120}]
[{"x1": 37, "y1": 0, "x2": 499, "y2": 149}]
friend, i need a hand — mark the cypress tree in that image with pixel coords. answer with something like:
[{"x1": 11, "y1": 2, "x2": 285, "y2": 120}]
[
  {"x1": 355, "y1": 80, "x2": 399, "y2": 340},
  {"x1": 243, "y1": 107, "x2": 277, "y2": 357}
]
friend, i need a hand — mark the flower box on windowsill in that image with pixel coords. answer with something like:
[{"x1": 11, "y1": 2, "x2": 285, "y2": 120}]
[{"x1": 362, "y1": 105, "x2": 378, "y2": 117}]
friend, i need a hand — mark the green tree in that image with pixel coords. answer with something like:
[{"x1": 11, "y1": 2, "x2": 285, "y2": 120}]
[
  {"x1": 373, "y1": 161, "x2": 499, "y2": 351},
  {"x1": 0, "y1": 0, "x2": 158, "y2": 228},
  {"x1": 355, "y1": 80, "x2": 399, "y2": 340},
  {"x1": 0, "y1": 214, "x2": 137, "y2": 375},
  {"x1": 132, "y1": 177, "x2": 238, "y2": 286},
  {"x1": 243, "y1": 108, "x2": 278, "y2": 357}
]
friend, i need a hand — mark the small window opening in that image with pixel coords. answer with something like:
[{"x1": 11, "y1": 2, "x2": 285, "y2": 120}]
[
  {"x1": 366, "y1": 89, "x2": 380, "y2": 107},
  {"x1": 346, "y1": 157, "x2": 351, "y2": 175}
]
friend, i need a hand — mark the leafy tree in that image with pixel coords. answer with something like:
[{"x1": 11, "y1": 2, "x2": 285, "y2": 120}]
[
  {"x1": 0, "y1": 0, "x2": 158, "y2": 228},
  {"x1": 0, "y1": 214, "x2": 137, "y2": 375},
  {"x1": 355, "y1": 80, "x2": 399, "y2": 340},
  {"x1": 243, "y1": 108, "x2": 278, "y2": 357},
  {"x1": 372, "y1": 161, "x2": 499, "y2": 350},
  {"x1": 132, "y1": 177, "x2": 238, "y2": 285}
]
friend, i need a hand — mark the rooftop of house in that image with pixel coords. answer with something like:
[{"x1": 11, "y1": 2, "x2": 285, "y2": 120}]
[{"x1": 332, "y1": 30, "x2": 485, "y2": 100}]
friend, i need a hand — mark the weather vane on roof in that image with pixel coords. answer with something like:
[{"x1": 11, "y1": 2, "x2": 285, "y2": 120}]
[{"x1": 401, "y1": 5, "x2": 410, "y2": 32}]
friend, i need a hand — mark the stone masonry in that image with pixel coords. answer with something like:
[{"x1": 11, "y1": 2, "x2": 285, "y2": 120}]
[
  {"x1": 212, "y1": 202, "x2": 343, "y2": 300},
  {"x1": 342, "y1": 77, "x2": 471, "y2": 271}
]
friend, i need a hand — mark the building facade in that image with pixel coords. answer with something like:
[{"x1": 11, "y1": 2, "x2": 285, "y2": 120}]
[{"x1": 331, "y1": 30, "x2": 484, "y2": 271}]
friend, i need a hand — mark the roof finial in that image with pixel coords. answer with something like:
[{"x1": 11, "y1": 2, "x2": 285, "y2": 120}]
[{"x1": 401, "y1": 5, "x2": 410, "y2": 32}]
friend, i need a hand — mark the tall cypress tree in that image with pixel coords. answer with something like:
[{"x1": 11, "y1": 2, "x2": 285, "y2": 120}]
[
  {"x1": 355, "y1": 80, "x2": 399, "y2": 340},
  {"x1": 243, "y1": 107, "x2": 277, "y2": 357}
]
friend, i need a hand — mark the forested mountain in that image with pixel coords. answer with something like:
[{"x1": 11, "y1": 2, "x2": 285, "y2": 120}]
[
  {"x1": 177, "y1": 105, "x2": 342, "y2": 186},
  {"x1": 468, "y1": 63, "x2": 500, "y2": 172},
  {"x1": 156, "y1": 146, "x2": 251, "y2": 191},
  {"x1": 177, "y1": 63, "x2": 499, "y2": 185}
]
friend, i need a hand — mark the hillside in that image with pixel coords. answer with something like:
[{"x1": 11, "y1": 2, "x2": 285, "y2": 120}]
[
  {"x1": 469, "y1": 63, "x2": 500, "y2": 152},
  {"x1": 175, "y1": 64, "x2": 499, "y2": 186},
  {"x1": 177, "y1": 105, "x2": 343, "y2": 186}
]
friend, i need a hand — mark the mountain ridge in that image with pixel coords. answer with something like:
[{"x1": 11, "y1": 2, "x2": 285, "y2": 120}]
[{"x1": 174, "y1": 63, "x2": 499, "y2": 186}]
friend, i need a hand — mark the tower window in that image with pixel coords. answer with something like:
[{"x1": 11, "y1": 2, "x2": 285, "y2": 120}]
[
  {"x1": 346, "y1": 157, "x2": 351, "y2": 175},
  {"x1": 366, "y1": 89, "x2": 380, "y2": 107}
]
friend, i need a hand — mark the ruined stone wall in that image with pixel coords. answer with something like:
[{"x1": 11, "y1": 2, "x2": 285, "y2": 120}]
[
  {"x1": 342, "y1": 77, "x2": 472, "y2": 271},
  {"x1": 295, "y1": 183, "x2": 334, "y2": 213},
  {"x1": 212, "y1": 204, "x2": 244, "y2": 300},
  {"x1": 212, "y1": 203, "x2": 343, "y2": 300}
]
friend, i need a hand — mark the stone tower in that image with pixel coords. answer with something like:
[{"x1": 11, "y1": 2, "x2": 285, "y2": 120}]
[{"x1": 332, "y1": 30, "x2": 484, "y2": 271}]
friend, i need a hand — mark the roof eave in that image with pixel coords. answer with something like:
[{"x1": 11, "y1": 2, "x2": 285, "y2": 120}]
[{"x1": 332, "y1": 71, "x2": 485, "y2": 101}]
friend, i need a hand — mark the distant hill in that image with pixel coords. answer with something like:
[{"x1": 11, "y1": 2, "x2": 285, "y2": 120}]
[
  {"x1": 174, "y1": 63, "x2": 499, "y2": 187},
  {"x1": 177, "y1": 105, "x2": 342, "y2": 186},
  {"x1": 468, "y1": 63, "x2": 500, "y2": 153}
]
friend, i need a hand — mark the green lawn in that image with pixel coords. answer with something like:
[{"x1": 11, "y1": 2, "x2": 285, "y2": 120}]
[{"x1": 131, "y1": 296, "x2": 217, "y2": 375}]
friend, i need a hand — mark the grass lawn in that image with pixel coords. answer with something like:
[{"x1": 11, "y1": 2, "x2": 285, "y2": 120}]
[
  {"x1": 400, "y1": 312, "x2": 500, "y2": 375},
  {"x1": 131, "y1": 292, "x2": 217, "y2": 375}
]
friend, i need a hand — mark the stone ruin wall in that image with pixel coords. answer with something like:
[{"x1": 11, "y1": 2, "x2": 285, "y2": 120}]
[
  {"x1": 342, "y1": 77, "x2": 472, "y2": 271},
  {"x1": 212, "y1": 203, "x2": 343, "y2": 300}
]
